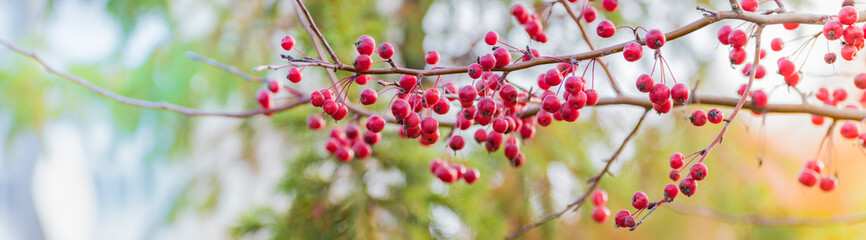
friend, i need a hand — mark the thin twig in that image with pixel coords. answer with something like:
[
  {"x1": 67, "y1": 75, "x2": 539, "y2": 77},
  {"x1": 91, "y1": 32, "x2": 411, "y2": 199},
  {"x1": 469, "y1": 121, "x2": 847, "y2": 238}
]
[
  {"x1": 0, "y1": 39, "x2": 308, "y2": 118},
  {"x1": 293, "y1": 0, "x2": 341, "y2": 66},
  {"x1": 505, "y1": 109, "x2": 651, "y2": 239},
  {"x1": 186, "y1": 51, "x2": 304, "y2": 96}
]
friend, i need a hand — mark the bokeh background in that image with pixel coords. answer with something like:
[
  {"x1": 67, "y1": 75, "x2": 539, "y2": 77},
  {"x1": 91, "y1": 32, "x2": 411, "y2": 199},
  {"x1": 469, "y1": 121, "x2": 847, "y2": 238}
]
[{"x1": 1, "y1": 0, "x2": 866, "y2": 239}]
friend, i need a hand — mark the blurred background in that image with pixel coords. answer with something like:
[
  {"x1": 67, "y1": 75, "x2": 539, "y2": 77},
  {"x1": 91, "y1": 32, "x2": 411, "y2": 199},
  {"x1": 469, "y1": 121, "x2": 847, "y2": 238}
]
[{"x1": 1, "y1": 0, "x2": 866, "y2": 239}]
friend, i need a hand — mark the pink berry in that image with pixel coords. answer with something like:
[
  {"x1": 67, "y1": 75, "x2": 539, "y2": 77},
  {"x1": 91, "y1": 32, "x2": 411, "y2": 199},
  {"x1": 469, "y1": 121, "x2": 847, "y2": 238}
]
[
  {"x1": 751, "y1": 90, "x2": 768, "y2": 108},
  {"x1": 855, "y1": 73, "x2": 866, "y2": 89},
  {"x1": 425, "y1": 50, "x2": 440, "y2": 65},
  {"x1": 785, "y1": 72, "x2": 801, "y2": 87},
  {"x1": 288, "y1": 67, "x2": 303, "y2": 83},
  {"x1": 364, "y1": 130, "x2": 381, "y2": 145},
  {"x1": 632, "y1": 191, "x2": 649, "y2": 209},
  {"x1": 819, "y1": 176, "x2": 838, "y2": 191},
  {"x1": 564, "y1": 76, "x2": 586, "y2": 94},
  {"x1": 740, "y1": 0, "x2": 758, "y2": 12},
  {"x1": 645, "y1": 29, "x2": 666, "y2": 49},
  {"x1": 803, "y1": 159, "x2": 824, "y2": 174},
  {"x1": 664, "y1": 183, "x2": 679, "y2": 202},
  {"x1": 679, "y1": 176, "x2": 698, "y2": 197},
  {"x1": 399, "y1": 75, "x2": 417, "y2": 92},
  {"x1": 625, "y1": 215, "x2": 636, "y2": 228},
  {"x1": 360, "y1": 88, "x2": 378, "y2": 105},
  {"x1": 335, "y1": 146, "x2": 354, "y2": 162},
  {"x1": 485, "y1": 31, "x2": 499, "y2": 45},
  {"x1": 798, "y1": 169, "x2": 819, "y2": 187},
  {"x1": 690, "y1": 109, "x2": 708, "y2": 127},
  {"x1": 670, "y1": 83, "x2": 690, "y2": 103},
  {"x1": 649, "y1": 83, "x2": 670, "y2": 105},
  {"x1": 670, "y1": 152, "x2": 685, "y2": 169},
  {"x1": 816, "y1": 87, "x2": 830, "y2": 101},
  {"x1": 591, "y1": 206, "x2": 611, "y2": 223},
  {"x1": 729, "y1": 48, "x2": 747, "y2": 65},
  {"x1": 614, "y1": 210, "x2": 631, "y2": 227},
  {"x1": 669, "y1": 169, "x2": 681, "y2": 181},
  {"x1": 280, "y1": 35, "x2": 295, "y2": 51},
  {"x1": 493, "y1": 47, "x2": 511, "y2": 68},
  {"x1": 352, "y1": 142, "x2": 371, "y2": 159},
  {"x1": 824, "y1": 20, "x2": 844, "y2": 40},
  {"x1": 717, "y1": 25, "x2": 732, "y2": 45},
  {"x1": 812, "y1": 115, "x2": 825, "y2": 125},
  {"x1": 391, "y1": 99, "x2": 411, "y2": 120},
  {"x1": 355, "y1": 35, "x2": 376, "y2": 55},
  {"x1": 511, "y1": 4, "x2": 529, "y2": 23},
  {"x1": 602, "y1": 0, "x2": 618, "y2": 12},
  {"x1": 843, "y1": 25, "x2": 863, "y2": 45},
  {"x1": 653, "y1": 100, "x2": 672, "y2": 114},
  {"x1": 544, "y1": 68, "x2": 563, "y2": 87},
  {"x1": 354, "y1": 54, "x2": 372, "y2": 72},
  {"x1": 307, "y1": 114, "x2": 325, "y2": 130},
  {"x1": 770, "y1": 38, "x2": 784, "y2": 51},
  {"x1": 783, "y1": 22, "x2": 800, "y2": 30},
  {"x1": 839, "y1": 6, "x2": 859, "y2": 25},
  {"x1": 355, "y1": 74, "x2": 370, "y2": 85},
  {"x1": 777, "y1": 57, "x2": 795, "y2": 77},
  {"x1": 582, "y1": 6, "x2": 598, "y2": 23},
  {"x1": 366, "y1": 115, "x2": 385, "y2": 133},
  {"x1": 689, "y1": 162, "x2": 709, "y2": 181},
  {"x1": 378, "y1": 42, "x2": 394, "y2": 59},
  {"x1": 464, "y1": 168, "x2": 480, "y2": 184},
  {"x1": 707, "y1": 108, "x2": 724, "y2": 124},
  {"x1": 432, "y1": 98, "x2": 450, "y2": 115},
  {"x1": 591, "y1": 189, "x2": 608, "y2": 206},
  {"x1": 841, "y1": 44, "x2": 858, "y2": 61},
  {"x1": 623, "y1": 42, "x2": 643, "y2": 62},
  {"x1": 840, "y1": 120, "x2": 861, "y2": 139},
  {"x1": 479, "y1": 53, "x2": 496, "y2": 70},
  {"x1": 834, "y1": 88, "x2": 848, "y2": 101},
  {"x1": 635, "y1": 74, "x2": 655, "y2": 93},
  {"x1": 728, "y1": 29, "x2": 748, "y2": 49},
  {"x1": 597, "y1": 20, "x2": 616, "y2": 38},
  {"x1": 585, "y1": 89, "x2": 599, "y2": 105},
  {"x1": 267, "y1": 80, "x2": 282, "y2": 93}
]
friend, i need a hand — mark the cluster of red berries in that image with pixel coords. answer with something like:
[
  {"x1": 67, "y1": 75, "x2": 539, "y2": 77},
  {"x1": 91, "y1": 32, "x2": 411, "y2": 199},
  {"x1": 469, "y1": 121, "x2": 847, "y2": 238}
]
[
  {"x1": 320, "y1": 123, "x2": 379, "y2": 162},
  {"x1": 797, "y1": 159, "x2": 838, "y2": 191},
  {"x1": 510, "y1": 4, "x2": 548, "y2": 43},
  {"x1": 613, "y1": 185, "x2": 680, "y2": 229},
  {"x1": 589, "y1": 189, "x2": 611, "y2": 223},
  {"x1": 666, "y1": 152, "x2": 706, "y2": 197},
  {"x1": 429, "y1": 159, "x2": 480, "y2": 184}
]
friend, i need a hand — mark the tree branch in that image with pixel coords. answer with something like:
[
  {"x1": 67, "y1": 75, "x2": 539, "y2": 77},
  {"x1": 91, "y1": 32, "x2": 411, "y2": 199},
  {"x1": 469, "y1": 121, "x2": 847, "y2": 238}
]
[
  {"x1": 505, "y1": 109, "x2": 651, "y2": 239},
  {"x1": 293, "y1": 0, "x2": 342, "y2": 66},
  {"x1": 186, "y1": 51, "x2": 305, "y2": 96},
  {"x1": 0, "y1": 39, "x2": 308, "y2": 118},
  {"x1": 668, "y1": 204, "x2": 866, "y2": 226},
  {"x1": 557, "y1": 0, "x2": 624, "y2": 95}
]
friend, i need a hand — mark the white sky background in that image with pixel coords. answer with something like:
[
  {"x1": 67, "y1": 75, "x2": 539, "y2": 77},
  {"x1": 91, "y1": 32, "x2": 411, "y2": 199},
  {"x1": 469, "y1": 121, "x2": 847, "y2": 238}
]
[{"x1": 0, "y1": 0, "x2": 862, "y2": 239}]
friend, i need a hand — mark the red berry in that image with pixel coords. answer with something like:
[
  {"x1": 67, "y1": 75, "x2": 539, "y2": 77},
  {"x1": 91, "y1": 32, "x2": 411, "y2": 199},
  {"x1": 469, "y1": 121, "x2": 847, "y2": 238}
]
[
  {"x1": 751, "y1": 90, "x2": 768, "y2": 108},
  {"x1": 740, "y1": 0, "x2": 758, "y2": 12},
  {"x1": 653, "y1": 100, "x2": 672, "y2": 114},
  {"x1": 591, "y1": 189, "x2": 608, "y2": 206},
  {"x1": 504, "y1": 142, "x2": 520, "y2": 159},
  {"x1": 729, "y1": 48, "x2": 747, "y2": 65},
  {"x1": 632, "y1": 191, "x2": 649, "y2": 209},
  {"x1": 509, "y1": 153, "x2": 526, "y2": 167},
  {"x1": 670, "y1": 83, "x2": 689, "y2": 103},
  {"x1": 767, "y1": 38, "x2": 783, "y2": 52},
  {"x1": 707, "y1": 108, "x2": 724, "y2": 124},
  {"x1": 841, "y1": 44, "x2": 858, "y2": 61},
  {"x1": 783, "y1": 22, "x2": 800, "y2": 30},
  {"x1": 425, "y1": 50, "x2": 440, "y2": 65},
  {"x1": 493, "y1": 47, "x2": 511, "y2": 68},
  {"x1": 679, "y1": 176, "x2": 698, "y2": 197},
  {"x1": 625, "y1": 215, "x2": 636, "y2": 228},
  {"x1": 536, "y1": 110, "x2": 553, "y2": 126},
  {"x1": 798, "y1": 169, "x2": 819, "y2": 187},
  {"x1": 812, "y1": 114, "x2": 825, "y2": 125},
  {"x1": 597, "y1": 20, "x2": 616, "y2": 38},
  {"x1": 267, "y1": 79, "x2": 282, "y2": 93},
  {"x1": 591, "y1": 206, "x2": 611, "y2": 223},
  {"x1": 664, "y1": 183, "x2": 680, "y2": 202},
  {"x1": 649, "y1": 83, "x2": 671, "y2": 105},
  {"x1": 378, "y1": 42, "x2": 394, "y2": 59},
  {"x1": 391, "y1": 99, "x2": 411, "y2": 120},
  {"x1": 728, "y1": 29, "x2": 748, "y2": 49},
  {"x1": 544, "y1": 68, "x2": 563, "y2": 87},
  {"x1": 670, "y1": 153, "x2": 685, "y2": 169},
  {"x1": 485, "y1": 31, "x2": 499, "y2": 45},
  {"x1": 669, "y1": 169, "x2": 681, "y2": 181},
  {"x1": 424, "y1": 88, "x2": 440, "y2": 107},
  {"x1": 803, "y1": 159, "x2": 824, "y2": 174},
  {"x1": 479, "y1": 53, "x2": 496, "y2": 70},
  {"x1": 332, "y1": 104, "x2": 347, "y2": 120},
  {"x1": 784, "y1": 72, "x2": 801, "y2": 87},
  {"x1": 464, "y1": 168, "x2": 480, "y2": 184},
  {"x1": 287, "y1": 67, "x2": 303, "y2": 83},
  {"x1": 777, "y1": 57, "x2": 795, "y2": 77},
  {"x1": 524, "y1": 18, "x2": 543, "y2": 37},
  {"x1": 840, "y1": 120, "x2": 861, "y2": 139},
  {"x1": 645, "y1": 29, "x2": 666, "y2": 49},
  {"x1": 435, "y1": 165, "x2": 458, "y2": 183},
  {"x1": 355, "y1": 35, "x2": 376, "y2": 55},
  {"x1": 582, "y1": 6, "x2": 598, "y2": 23},
  {"x1": 360, "y1": 88, "x2": 378, "y2": 105},
  {"x1": 542, "y1": 95, "x2": 562, "y2": 113},
  {"x1": 824, "y1": 20, "x2": 844, "y2": 40},
  {"x1": 335, "y1": 146, "x2": 354, "y2": 162},
  {"x1": 432, "y1": 98, "x2": 450, "y2": 115},
  {"x1": 839, "y1": 6, "x2": 859, "y2": 25},
  {"x1": 474, "y1": 129, "x2": 487, "y2": 143},
  {"x1": 354, "y1": 54, "x2": 372, "y2": 72},
  {"x1": 690, "y1": 109, "x2": 708, "y2": 127},
  {"x1": 623, "y1": 42, "x2": 643, "y2": 62},
  {"x1": 844, "y1": 25, "x2": 864, "y2": 45},
  {"x1": 365, "y1": 115, "x2": 386, "y2": 133},
  {"x1": 614, "y1": 210, "x2": 631, "y2": 227},
  {"x1": 280, "y1": 35, "x2": 295, "y2": 51},
  {"x1": 399, "y1": 75, "x2": 417, "y2": 93},
  {"x1": 567, "y1": 91, "x2": 587, "y2": 110},
  {"x1": 834, "y1": 88, "x2": 848, "y2": 101},
  {"x1": 717, "y1": 25, "x2": 732, "y2": 45},
  {"x1": 689, "y1": 162, "x2": 709, "y2": 181},
  {"x1": 602, "y1": 0, "x2": 618, "y2": 12},
  {"x1": 825, "y1": 52, "x2": 837, "y2": 64},
  {"x1": 307, "y1": 114, "x2": 325, "y2": 130},
  {"x1": 511, "y1": 4, "x2": 529, "y2": 23},
  {"x1": 816, "y1": 87, "x2": 830, "y2": 101},
  {"x1": 819, "y1": 176, "x2": 838, "y2": 191},
  {"x1": 635, "y1": 74, "x2": 654, "y2": 93},
  {"x1": 352, "y1": 141, "x2": 371, "y2": 159},
  {"x1": 565, "y1": 76, "x2": 586, "y2": 94},
  {"x1": 585, "y1": 89, "x2": 599, "y2": 106},
  {"x1": 855, "y1": 74, "x2": 866, "y2": 90}
]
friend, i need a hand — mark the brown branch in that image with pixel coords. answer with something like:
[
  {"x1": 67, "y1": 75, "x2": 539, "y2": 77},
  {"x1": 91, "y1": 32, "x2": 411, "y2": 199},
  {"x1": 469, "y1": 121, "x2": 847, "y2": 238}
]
[
  {"x1": 0, "y1": 39, "x2": 308, "y2": 118},
  {"x1": 505, "y1": 109, "x2": 651, "y2": 240},
  {"x1": 293, "y1": 0, "x2": 341, "y2": 66},
  {"x1": 186, "y1": 51, "x2": 305, "y2": 96},
  {"x1": 557, "y1": 0, "x2": 624, "y2": 95},
  {"x1": 668, "y1": 204, "x2": 866, "y2": 226}
]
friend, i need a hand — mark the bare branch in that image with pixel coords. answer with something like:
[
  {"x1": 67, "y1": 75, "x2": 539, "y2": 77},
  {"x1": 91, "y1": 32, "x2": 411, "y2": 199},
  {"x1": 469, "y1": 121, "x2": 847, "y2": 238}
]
[
  {"x1": 0, "y1": 39, "x2": 308, "y2": 118},
  {"x1": 505, "y1": 109, "x2": 651, "y2": 239}
]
